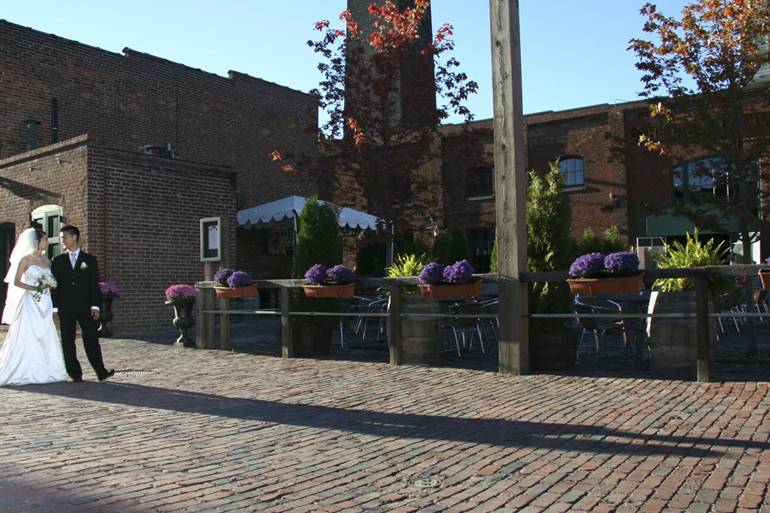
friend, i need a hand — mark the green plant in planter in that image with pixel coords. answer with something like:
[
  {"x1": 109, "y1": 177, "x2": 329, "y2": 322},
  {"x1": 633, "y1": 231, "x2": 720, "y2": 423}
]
[
  {"x1": 527, "y1": 161, "x2": 573, "y2": 334},
  {"x1": 653, "y1": 229, "x2": 733, "y2": 297},
  {"x1": 383, "y1": 253, "x2": 427, "y2": 295},
  {"x1": 291, "y1": 196, "x2": 342, "y2": 344},
  {"x1": 431, "y1": 229, "x2": 467, "y2": 265}
]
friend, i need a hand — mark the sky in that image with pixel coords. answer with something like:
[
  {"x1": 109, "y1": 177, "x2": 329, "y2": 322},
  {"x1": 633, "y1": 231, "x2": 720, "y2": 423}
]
[{"x1": 1, "y1": 0, "x2": 690, "y2": 121}]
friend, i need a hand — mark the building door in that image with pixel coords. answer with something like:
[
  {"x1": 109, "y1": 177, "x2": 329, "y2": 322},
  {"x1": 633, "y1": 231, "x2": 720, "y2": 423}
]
[{"x1": 0, "y1": 223, "x2": 15, "y2": 323}]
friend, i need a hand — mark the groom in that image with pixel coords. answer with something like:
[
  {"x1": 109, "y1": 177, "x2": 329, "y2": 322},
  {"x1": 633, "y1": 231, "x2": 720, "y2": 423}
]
[{"x1": 51, "y1": 225, "x2": 114, "y2": 382}]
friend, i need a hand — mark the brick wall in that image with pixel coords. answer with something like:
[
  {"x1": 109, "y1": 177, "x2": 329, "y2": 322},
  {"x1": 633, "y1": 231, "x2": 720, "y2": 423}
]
[
  {"x1": 87, "y1": 146, "x2": 237, "y2": 331},
  {"x1": 0, "y1": 136, "x2": 89, "y2": 242},
  {"x1": 0, "y1": 19, "x2": 318, "y2": 210}
]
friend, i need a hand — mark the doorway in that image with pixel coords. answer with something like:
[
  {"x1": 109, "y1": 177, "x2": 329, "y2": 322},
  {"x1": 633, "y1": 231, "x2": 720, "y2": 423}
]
[{"x1": 0, "y1": 223, "x2": 15, "y2": 323}]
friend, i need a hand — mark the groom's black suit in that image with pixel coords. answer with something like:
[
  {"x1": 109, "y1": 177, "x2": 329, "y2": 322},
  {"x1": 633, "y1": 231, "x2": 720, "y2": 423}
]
[{"x1": 51, "y1": 250, "x2": 109, "y2": 380}]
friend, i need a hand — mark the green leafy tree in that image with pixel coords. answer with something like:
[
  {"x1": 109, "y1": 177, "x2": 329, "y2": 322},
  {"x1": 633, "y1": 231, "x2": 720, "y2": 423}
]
[
  {"x1": 527, "y1": 161, "x2": 573, "y2": 333},
  {"x1": 293, "y1": 196, "x2": 342, "y2": 278},
  {"x1": 431, "y1": 229, "x2": 467, "y2": 265},
  {"x1": 629, "y1": 1, "x2": 770, "y2": 263},
  {"x1": 292, "y1": 196, "x2": 343, "y2": 331}
]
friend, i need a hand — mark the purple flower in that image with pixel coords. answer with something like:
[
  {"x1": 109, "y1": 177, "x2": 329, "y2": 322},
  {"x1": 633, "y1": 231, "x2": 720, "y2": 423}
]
[
  {"x1": 442, "y1": 259, "x2": 475, "y2": 284},
  {"x1": 214, "y1": 267, "x2": 235, "y2": 287},
  {"x1": 603, "y1": 252, "x2": 639, "y2": 275},
  {"x1": 165, "y1": 284, "x2": 196, "y2": 300},
  {"x1": 765, "y1": 256, "x2": 770, "y2": 265},
  {"x1": 304, "y1": 264, "x2": 328, "y2": 284},
  {"x1": 569, "y1": 253, "x2": 605, "y2": 278},
  {"x1": 227, "y1": 271, "x2": 253, "y2": 288},
  {"x1": 418, "y1": 262, "x2": 445, "y2": 285},
  {"x1": 327, "y1": 264, "x2": 356, "y2": 284},
  {"x1": 98, "y1": 281, "x2": 120, "y2": 295}
]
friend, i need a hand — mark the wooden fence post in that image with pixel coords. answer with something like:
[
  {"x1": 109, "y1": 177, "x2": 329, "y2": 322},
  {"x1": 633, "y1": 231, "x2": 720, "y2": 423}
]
[
  {"x1": 220, "y1": 297, "x2": 230, "y2": 350},
  {"x1": 280, "y1": 286, "x2": 294, "y2": 358},
  {"x1": 695, "y1": 271, "x2": 711, "y2": 383},
  {"x1": 195, "y1": 285, "x2": 206, "y2": 349},
  {"x1": 491, "y1": 0, "x2": 529, "y2": 375},
  {"x1": 387, "y1": 285, "x2": 402, "y2": 366}
]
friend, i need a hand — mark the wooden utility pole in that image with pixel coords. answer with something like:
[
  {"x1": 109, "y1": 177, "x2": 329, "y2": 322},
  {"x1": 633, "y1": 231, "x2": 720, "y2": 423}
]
[{"x1": 490, "y1": 0, "x2": 529, "y2": 375}]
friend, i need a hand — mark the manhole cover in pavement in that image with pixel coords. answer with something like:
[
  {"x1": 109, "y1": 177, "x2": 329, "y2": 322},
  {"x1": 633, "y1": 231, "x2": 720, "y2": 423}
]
[
  {"x1": 115, "y1": 369, "x2": 155, "y2": 377},
  {"x1": 411, "y1": 478, "x2": 441, "y2": 489}
]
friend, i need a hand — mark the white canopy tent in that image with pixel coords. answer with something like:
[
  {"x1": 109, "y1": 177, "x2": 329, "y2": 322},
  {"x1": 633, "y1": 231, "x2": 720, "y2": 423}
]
[{"x1": 237, "y1": 195, "x2": 381, "y2": 231}]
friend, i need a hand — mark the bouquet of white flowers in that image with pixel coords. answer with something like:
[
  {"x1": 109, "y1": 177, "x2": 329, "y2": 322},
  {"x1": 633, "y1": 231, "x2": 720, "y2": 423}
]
[{"x1": 32, "y1": 274, "x2": 57, "y2": 302}]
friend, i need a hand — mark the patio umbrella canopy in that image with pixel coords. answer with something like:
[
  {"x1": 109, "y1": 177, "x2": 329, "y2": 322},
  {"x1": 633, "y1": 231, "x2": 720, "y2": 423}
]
[{"x1": 236, "y1": 195, "x2": 381, "y2": 230}]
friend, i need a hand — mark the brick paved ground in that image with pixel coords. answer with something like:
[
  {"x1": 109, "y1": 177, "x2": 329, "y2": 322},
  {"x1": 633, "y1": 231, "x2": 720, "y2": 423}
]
[{"x1": 1, "y1": 328, "x2": 770, "y2": 512}]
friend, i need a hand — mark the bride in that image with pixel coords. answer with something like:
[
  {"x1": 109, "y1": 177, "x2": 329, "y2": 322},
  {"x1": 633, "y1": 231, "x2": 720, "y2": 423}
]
[{"x1": 0, "y1": 227, "x2": 68, "y2": 385}]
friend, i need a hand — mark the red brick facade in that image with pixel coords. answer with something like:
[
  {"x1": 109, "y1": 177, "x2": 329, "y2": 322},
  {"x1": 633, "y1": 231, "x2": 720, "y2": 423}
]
[{"x1": 0, "y1": 20, "x2": 318, "y2": 330}]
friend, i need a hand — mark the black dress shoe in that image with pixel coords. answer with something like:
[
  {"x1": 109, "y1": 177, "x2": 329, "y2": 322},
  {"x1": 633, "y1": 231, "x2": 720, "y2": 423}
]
[
  {"x1": 98, "y1": 369, "x2": 115, "y2": 381},
  {"x1": 72, "y1": 377, "x2": 83, "y2": 383}
]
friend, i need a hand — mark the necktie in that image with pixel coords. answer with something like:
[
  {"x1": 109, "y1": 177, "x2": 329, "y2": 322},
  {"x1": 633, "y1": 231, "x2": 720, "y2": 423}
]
[{"x1": 70, "y1": 252, "x2": 76, "y2": 269}]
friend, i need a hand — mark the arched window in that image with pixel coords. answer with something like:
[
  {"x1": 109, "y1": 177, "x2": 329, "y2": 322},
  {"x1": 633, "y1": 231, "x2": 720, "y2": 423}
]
[
  {"x1": 558, "y1": 157, "x2": 584, "y2": 187},
  {"x1": 31, "y1": 204, "x2": 64, "y2": 258}
]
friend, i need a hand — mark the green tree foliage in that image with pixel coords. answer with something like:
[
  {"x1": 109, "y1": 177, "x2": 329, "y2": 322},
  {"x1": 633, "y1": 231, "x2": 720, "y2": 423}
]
[
  {"x1": 293, "y1": 196, "x2": 342, "y2": 278},
  {"x1": 527, "y1": 161, "x2": 573, "y2": 332},
  {"x1": 653, "y1": 229, "x2": 733, "y2": 295},
  {"x1": 431, "y1": 229, "x2": 467, "y2": 265},
  {"x1": 292, "y1": 196, "x2": 342, "y2": 329},
  {"x1": 573, "y1": 226, "x2": 626, "y2": 257},
  {"x1": 355, "y1": 240, "x2": 387, "y2": 277}
]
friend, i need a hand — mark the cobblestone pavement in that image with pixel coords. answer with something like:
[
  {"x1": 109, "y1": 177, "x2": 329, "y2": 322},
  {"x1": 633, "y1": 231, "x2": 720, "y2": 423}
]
[{"x1": 1, "y1": 332, "x2": 770, "y2": 512}]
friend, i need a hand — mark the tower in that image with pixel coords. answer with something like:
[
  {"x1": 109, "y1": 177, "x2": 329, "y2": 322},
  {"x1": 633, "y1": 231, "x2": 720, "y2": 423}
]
[{"x1": 345, "y1": 0, "x2": 437, "y2": 128}]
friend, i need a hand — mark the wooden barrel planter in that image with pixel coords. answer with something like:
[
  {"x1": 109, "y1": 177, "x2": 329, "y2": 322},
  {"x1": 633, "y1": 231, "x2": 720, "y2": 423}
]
[
  {"x1": 647, "y1": 291, "x2": 715, "y2": 378},
  {"x1": 293, "y1": 325, "x2": 332, "y2": 357},
  {"x1": 399, "y1": 296, "x2": 441, "y2": 364},
  {"x1": 530, "y1": 332, "x2": 577, "y2": 371}
]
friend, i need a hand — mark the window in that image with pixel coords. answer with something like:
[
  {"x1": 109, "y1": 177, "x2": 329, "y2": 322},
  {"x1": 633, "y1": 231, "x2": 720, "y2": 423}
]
[
  {"x1": 31, "y1": 205, "x2": 63, "y2": 258},
  {"x1": 558, "y1": 157, "x2": 585, "y2": 187},
  {"x1": 466, "y1": 166, "x2": 494, "y2": 199},
  {"x1": 672, "y1": 156, "x2": 743, "y2": 199},
  {"x1": 467, "y1": 227, "x2": 495, "y2": 273}
]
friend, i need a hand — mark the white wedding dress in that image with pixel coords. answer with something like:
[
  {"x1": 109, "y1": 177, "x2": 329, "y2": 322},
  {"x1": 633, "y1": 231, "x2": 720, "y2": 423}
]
[{"x1": 0, "y1": 265, "x2": 68, "y2": 385}]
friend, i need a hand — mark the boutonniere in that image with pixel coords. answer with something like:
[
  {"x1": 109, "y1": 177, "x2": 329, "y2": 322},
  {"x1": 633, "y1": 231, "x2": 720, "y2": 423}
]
[{"x1": 80, "y1": 262, "x2": 88, "y2": 271}]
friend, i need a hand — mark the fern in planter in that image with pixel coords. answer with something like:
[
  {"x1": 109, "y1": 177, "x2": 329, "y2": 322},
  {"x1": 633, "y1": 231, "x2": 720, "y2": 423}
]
[
  {"x1": 383, "y1": 253, "x2": 427, "y2": 295},
  {"x1": 653, "y1": 229, "x2": 733, "y2": 297}
]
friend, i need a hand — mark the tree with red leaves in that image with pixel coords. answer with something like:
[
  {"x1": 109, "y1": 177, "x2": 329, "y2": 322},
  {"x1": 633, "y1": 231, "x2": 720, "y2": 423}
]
[
  {"x1": 276, "y1": 0, "x2": 480, "y2": 247},
  {"x1": 629, "y1": 0, "x2": 770, "y2": 263}
]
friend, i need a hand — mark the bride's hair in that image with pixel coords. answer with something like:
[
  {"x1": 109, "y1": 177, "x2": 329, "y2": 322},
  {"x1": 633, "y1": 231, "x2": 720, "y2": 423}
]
[{"x1": 32, "y1": 226, "x2": 47, "y2": 243}]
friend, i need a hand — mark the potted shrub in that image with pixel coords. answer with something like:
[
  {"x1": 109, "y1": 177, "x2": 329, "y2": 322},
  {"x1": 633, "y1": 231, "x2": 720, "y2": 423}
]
[
  {"x1": 98, "y1": 281, "x2": 120, "y2": 338},
  {"x1": 303, "y1": 264, "x2": 357, "y2": 298},
  {"x1": 527, "y1": 161, "x2": 577, "y2": 371},
  {"x1": 759, "y1": 257, "x2": 770, "y2": 289},
  {"x1": 290, "y1": 196, "x2": 342, "y2": 357},
  {"x1": 566, "y1": 251, "x2": 644, "y2": 295},
  {"x1": 213, "y1": 268, "x2": 257, "y2": 298},
  {"x1": 386, "y1": 253, "x2": 441, "y2": 363},
  {"x1": 164, "y1": 284, "x2": 196, "y2": 347},
  {"x1": 417, "y1": 259, "x2": 482, "y2": 299},
  {"x1": 649, "y1": 230, "x2": 729, "y2": 376}
]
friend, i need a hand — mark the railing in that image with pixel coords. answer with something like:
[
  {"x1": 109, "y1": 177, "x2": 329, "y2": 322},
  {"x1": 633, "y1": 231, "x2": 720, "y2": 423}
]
[{"x1": 195, "y1": 265, "x2": 768, "y2": 382}]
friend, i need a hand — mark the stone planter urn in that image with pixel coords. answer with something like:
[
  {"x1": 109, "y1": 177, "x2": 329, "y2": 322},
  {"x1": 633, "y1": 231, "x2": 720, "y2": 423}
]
[
  {"x1": 165, "y1": 298, "x2": 195, "y2": 347},
  {"x1": 98, "y1": 292, "x2": 118, "y2": 338}
]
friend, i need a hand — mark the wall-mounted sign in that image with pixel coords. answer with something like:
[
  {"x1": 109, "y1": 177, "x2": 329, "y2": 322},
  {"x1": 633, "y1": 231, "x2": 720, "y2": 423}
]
[{"x1": 200, "y1": 217, "x2": 221, "y2": 262}]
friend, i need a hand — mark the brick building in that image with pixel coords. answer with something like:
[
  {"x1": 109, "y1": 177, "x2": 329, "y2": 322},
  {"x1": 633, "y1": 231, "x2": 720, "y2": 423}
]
[{"x1": 0, "y1": 19, "x2": 318, "y2": 329}]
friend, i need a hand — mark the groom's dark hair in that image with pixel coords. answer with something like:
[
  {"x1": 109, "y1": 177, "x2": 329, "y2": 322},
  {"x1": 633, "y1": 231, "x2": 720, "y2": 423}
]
[{"x1": 61, "y1": 225, "x2": 80, "y2": 241}]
